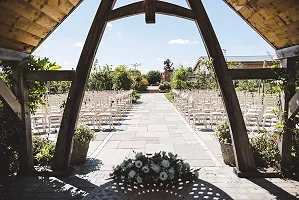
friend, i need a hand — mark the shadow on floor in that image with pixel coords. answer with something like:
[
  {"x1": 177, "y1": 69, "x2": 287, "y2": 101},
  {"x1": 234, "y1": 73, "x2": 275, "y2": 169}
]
[
  {"x1": 5, "y1": 158, "x2": 103, "y2": 200},
  {"x1": 248, "y1": 178, "x2": 298, "y2": 200}
]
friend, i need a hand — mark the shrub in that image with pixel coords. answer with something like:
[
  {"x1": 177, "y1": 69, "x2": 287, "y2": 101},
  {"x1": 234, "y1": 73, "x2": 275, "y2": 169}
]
[
  {"x1": 134, "y1": 77, "x2": 148, "y2": 92},
  {"x1": 146, "y1": 70, "x2": 161, "y2": 85},
  {"x1": 215, "y1": 121, "x2": 231, "y2": 144},
  {"x1": 74, "y1": 124, "x2": 95, "y2": 145},
  {"x1": 159, "y1": 82, "x2": 171, "y2": 90},
  {"x1": 32, "y1": 136, "x2": 55, "y2": 166},
  {"x1": 113, "y1": 65, "x2": 133, "y2": 90},
  {"x1": 250, "y1": 130, "x2": 280, "y2": 170},
  {"x1": 172, "y1": 66, "x2": 188, "y2": 89},
  {"x1": 132, "y1": 91, "x2": 141, "y2": 103}
]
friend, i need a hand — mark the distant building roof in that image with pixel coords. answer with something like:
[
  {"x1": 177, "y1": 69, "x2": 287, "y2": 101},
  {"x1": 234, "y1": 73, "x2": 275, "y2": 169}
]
[{"x1": 198, "y1": 55, "x2": 276, "y2": 62}]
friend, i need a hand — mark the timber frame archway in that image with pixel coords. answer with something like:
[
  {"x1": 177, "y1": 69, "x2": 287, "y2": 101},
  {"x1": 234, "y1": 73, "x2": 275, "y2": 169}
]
[{"x1": 52, "y1": 0, "x2": 256, "y2": 173}]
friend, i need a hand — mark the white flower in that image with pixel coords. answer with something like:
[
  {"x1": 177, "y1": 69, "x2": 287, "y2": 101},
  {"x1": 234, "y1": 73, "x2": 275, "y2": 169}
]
[
  {"x1": 168, "y1": 167, "x2": 175, "y2": 174},
  {"x1": 184, "y1": 163, "x2": 190, "y2": 169},
  {"x1": 128, "y1": 170, "x2": 136, "y2": 178},
  {"x1": 136, "y1": 176, "x2": 142, "y2": 183},
  {"x1": 121, "y1": 175, "x2": 125, "y2": 180},
  {"x1": 168, "y1": 152, "x2": 174, "y2": 157},
  {"x1": 195, "y1": 171, "x2": 199, "y2": 178},
  {"x1": 142, "y1": 166, "x2": 150, "y2": 173},
  {"x1": 151, "y1": 164, "x2": 161, "y2": 173},
  {"x1": 135, "y1": 160, "x2": 143, "y2": 168},
  {"x1": 127, "y1": 163, "x2": 133, "y2": 168},
  {"x1": 159, "y1": 172, "x2": 168, "y2": 181},
  {"x1": 136, "y1": 152, "x2": 143, "y2": 159},
  {"x1": 161, "y1": 159, "x2": 170, "y2": 168}
]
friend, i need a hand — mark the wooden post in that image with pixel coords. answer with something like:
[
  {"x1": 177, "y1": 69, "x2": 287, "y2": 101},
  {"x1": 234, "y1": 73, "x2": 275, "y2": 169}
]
[
  {"x1": 52, "y1": 0, "x2": 116, "y2": 171},
  {"x1": 13, "y1": 65, "x2": 34, "y2": 173},
  {"x1": 279, "y1": 58, "x2": 296, "y2": 170},
  {"x1": 144, "y1": 0, "x2": 156, "y2": 23},
  {"x1": 186, "y1": 0, "x2": 256, "y2": 172}
]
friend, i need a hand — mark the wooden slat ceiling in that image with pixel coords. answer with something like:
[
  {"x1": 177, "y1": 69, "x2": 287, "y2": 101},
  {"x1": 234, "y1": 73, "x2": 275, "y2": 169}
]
[
  {"x1": 0, "y1": 0, "x2": 83, "y2": 53},
  {"x1": 224, "y1": 0, "x2": 299, "y2": 49}
]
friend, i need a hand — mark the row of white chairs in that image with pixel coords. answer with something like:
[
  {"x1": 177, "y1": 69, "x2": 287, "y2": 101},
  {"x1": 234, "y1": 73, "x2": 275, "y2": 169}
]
[
  {"x1": 31, "y1": 90, "x2": 133, "y2": 133},
  {"x1": 172, "y1": 90, "x2": 279, "y2": 131}
]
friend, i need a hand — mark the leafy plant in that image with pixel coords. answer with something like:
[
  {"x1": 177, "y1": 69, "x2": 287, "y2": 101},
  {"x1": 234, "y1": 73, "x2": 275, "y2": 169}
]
[
  {"x1": 146, "y1": 70, "x2": 161, "y2": 85},
  {"x1": 171, "y1": 66, "x2": 188, "y2": 89},
  {"x1": 215, "y1": 121, "x2": 232, "y2": 144},
  {"x1": 132, "y1": 91, "x2": 141, "y2": 103},
  {"x1": 113, "y1": 65, "x2": 133, "y2": 90},
  {"x1": 159, "y1": 82, "x2": 171, "y2": 90},
  {"x1": 74, "y1": 124, "x2": 95, "y2": 145},
  {"x1": 88, "y1": 61, "x2": 113, "y2": 91},
  {"x1": 32, "y1": 136, "x2": 56, "y2": 166},
  {"x1": 250, "y1": 130, "x2": 280, "y2": 170}
]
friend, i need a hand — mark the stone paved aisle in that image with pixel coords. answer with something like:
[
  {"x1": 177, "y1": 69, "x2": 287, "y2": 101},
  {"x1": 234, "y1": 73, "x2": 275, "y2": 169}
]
[{"x1": 7, "y1": 94, "x2": 299, "y2": 200}]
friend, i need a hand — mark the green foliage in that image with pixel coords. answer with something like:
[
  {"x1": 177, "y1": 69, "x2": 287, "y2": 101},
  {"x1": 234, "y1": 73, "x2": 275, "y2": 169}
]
[
  {"x1": 215, "y1": 121, "x2": 232, "y2": 144},
  {"x1": 250, "y1": 130, "x2": 280, "y2": 170},
  {"x1": 0, "y1": 55, "x2": 61, "y2": 113},
  {"x1": 146, "y1": 70, "x2": 161, "y2": 85},
  {"x1": 0, "y1": 103, "x2": 23, "y2": 177},
  {"x1": 134, "y1": 77, "x2": 148, "y2": 92},
  {"x1": 159, "y1": 82, "x2": 171, "y2": 90},
  {"x1": 88, "y1": 61, "x2": 113, "y2": 91},
  {"x1": 132, "y1": 91, "x2": 141, "y2": 103},
  {"x1": 32, "y1": 136, "x2": 56, "y2": 166},
  {"x1": 164, "y1": 91, "x2": 174, "y2": 103},
  {"x1": 236, "y1": 80, "x2": 258, "y2": 92},
  {"x1": 113, "y1": 65, "x2": 133, "y2": 90},
  {"x1": 74, "y1": 124, "x2": 95, "y2": 145},
  {"x1": 48, "y1": 81, "x2": 71, "y2": 94},
  {"x1": 172, "y1": 66, "x2": 188, "y2": 89}
]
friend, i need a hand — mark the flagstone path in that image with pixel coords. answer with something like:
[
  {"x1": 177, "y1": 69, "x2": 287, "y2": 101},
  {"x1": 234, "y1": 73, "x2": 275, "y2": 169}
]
[{"x1": 6, "y1": 94, "x2": 299, "y2": 200}]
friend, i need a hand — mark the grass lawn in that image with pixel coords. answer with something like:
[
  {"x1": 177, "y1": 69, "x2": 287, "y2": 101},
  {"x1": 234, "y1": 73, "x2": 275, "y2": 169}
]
[{"x1": 164, "y1": 91, "x2": 174, "y2": 103}]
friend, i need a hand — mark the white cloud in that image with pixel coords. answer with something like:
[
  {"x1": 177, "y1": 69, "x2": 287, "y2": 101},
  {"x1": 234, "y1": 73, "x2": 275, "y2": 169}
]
[
  {"x1": 74, "y1": 42, "x2": 84, "y2": 47},
  {"x1": 64, "y1": 61, "x2": 71, "y2": 64},
  {"x1": 157, "y1": 57, "x2": 164, "y2": 61},
  {"x1": 193, "y1": 41, "x2": 200, "y2": 44},
  {"x1": 107, "y1": 22, "x2": 113, "y2": 28},
  {"x1": 168, "y1": 38, "x2": 190, "y2": 45}
]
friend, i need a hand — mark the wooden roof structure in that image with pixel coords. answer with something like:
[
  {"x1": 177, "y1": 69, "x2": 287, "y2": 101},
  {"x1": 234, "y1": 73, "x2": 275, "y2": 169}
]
[
  {"x1": 0, "y1": 0, "x2": 83, "y2": 54},
  {"x1": 223, "y1": 0, "x2": 299, "y2": 50}
]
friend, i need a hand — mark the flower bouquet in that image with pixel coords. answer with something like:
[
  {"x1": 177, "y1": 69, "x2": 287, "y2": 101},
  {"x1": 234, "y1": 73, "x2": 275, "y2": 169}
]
[{"x1": 109, "y1": 151, "x2": 200, "y2": 189}]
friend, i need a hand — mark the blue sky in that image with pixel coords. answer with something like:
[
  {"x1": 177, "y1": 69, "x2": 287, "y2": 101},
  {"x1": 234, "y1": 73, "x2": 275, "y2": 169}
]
[{"x1": 35, "y1": 0, "x2": 275, "y2": 73}]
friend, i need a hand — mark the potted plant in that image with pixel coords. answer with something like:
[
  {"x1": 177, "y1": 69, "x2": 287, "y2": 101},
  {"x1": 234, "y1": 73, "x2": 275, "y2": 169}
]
[
  {"x1": 71, "y1": 124, "x2": 95, "y2": 165},
  {"x1": 215, "y1": 121, "x2": 235, "y2": 166}
]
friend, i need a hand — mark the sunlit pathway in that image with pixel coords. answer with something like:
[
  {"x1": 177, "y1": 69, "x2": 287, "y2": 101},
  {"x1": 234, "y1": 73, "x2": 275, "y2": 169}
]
[
  {"x1": 8, "y1": 94, "x2": 299, "y2": 200},
  {"x1": 87, "y1": 93, "x2": 221, "y2": 170}
]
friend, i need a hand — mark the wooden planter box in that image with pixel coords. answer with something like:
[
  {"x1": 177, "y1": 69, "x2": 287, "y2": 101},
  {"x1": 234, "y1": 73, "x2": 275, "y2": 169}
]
[
  {"x1": 71, "y1": 141, "x2": 90, "y2": 165},
  {"x1": 219, "y1": 142, "x2": 236, "y2": 166}
]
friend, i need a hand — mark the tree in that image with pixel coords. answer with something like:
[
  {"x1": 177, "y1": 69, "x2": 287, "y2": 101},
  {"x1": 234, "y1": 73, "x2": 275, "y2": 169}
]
[
  {"x1": 172, "y1": 66, "x2": 188, "y2": 89},
  {"x1": 164, "y1": 59, "x2": 174, "y2": 72},
  {"x1": 113, "y1": 65, "x2": 133, "y2": 90},
  {"x1": 146, "y1": 70, "x2": 161, "y2": 85},
  {"x1": 88, "y1": 60, "x2": 113, "y2": 91}
]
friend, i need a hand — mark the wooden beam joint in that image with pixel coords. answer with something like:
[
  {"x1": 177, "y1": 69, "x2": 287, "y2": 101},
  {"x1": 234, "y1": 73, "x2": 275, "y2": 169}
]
[
  {"x1": 229, "y1": 68, "x2": 285, "y2": 80},
  {"x1": 24, "y1": 70, "x2": 75, "y2": 82},
  {"x1": 144, "y1": 0, "x2": 156, "y2": 23}
]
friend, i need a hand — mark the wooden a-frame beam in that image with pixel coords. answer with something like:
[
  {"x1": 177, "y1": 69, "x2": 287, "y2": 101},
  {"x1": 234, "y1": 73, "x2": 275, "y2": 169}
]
[
  {"x1": 186, "y1": 0, "x2": 256, "y2": 172},
  {"x1": 52, "y1": 0, "x2": 116, "y2": 171},
  {"x1": 276, "y1": 45, "x2": 299, "y2": 60},
  {"x1": 107, "y1": 1, "x2": 195, "y2": 22},
  {"x1": 229, "y1": 68, "x2": 285, "y2": 80},
  {"x1": 0, "y1": 47, "x2": 29, "y2": 61},
  {"x1": 24, "y1": 70, "x2": 75, "y2": 82},
  {"x1": 0, "y1": 78, "x2": 22, "y2": 119},
  {"x1": 288, "y1": 90, "x2": 299, "y2": 119},
  {"x1": 144, "y1": 0, "x2": 156, "y2": 23}
]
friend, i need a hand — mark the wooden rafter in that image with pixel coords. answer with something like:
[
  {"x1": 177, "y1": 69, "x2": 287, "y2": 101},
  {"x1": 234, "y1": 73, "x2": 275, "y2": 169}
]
[
  {"x1": 24, "y1": 70, "x2": 75, "y2": 82},
  {"x1": 187, "y1": 0, "x2": 256, "y2": 172},
  {"x1": 144, "y1": 0, "x2": 156, "y2": 23},
  {"x1": 276, "y1": 45, "x2": 299, "y2": 59},
  {"x1": 0, "y1": 78, "x2": 22, "y2": 119},
  {"x1": 229, "y1": 68, "x2": 285, "y2": 80},
  {"x1": 52, "y1": 0, "x2": 116, "y2": 171},
  {"x1": 0, "y1": 47, "x2": 29, "y2": 61}
]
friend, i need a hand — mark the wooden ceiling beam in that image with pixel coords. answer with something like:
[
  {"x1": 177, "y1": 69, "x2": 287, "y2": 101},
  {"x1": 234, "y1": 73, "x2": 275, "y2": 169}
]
[
  {"x1": 276, "y1": 45, "x2": 299, "y2": 59},
  {"x1": 0, "y1": 47, "x2": 29, "y2": 61},
  {"x1": 24, "y1": 70, "x2": 75, "y2": 82},
  {"x1": 156, "y1": 1, "x2": 195, "y2": 20},
  {"x1": 108, "y1": 2, "x2": 144, "y2": 22},
  {"x1": 229, "y1": 68, "x2": 285, "y2": 80}
]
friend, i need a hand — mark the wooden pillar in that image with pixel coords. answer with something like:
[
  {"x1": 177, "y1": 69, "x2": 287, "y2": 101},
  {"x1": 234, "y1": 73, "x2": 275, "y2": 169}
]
[
  {"x1": 186, "y1": 0, "x2": 256, "y2": 172},
  {"x1": 279, "y1": 58, "x2": 296, "y2": 170},
  {"x1": 13, "y1": 65, "x2": 34, "y2": 173},
  {"x1": 52, "y1": 0, "x2": 116, "y2": 171}
]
